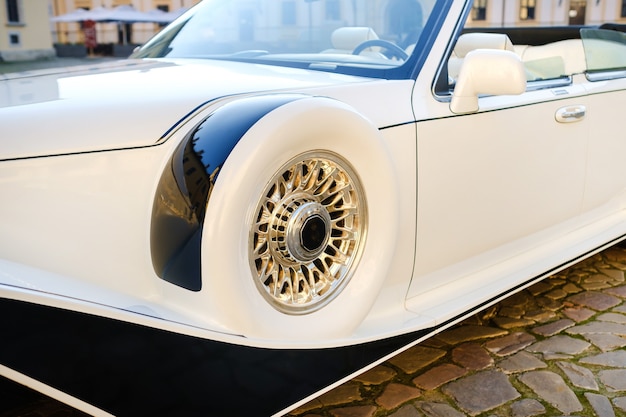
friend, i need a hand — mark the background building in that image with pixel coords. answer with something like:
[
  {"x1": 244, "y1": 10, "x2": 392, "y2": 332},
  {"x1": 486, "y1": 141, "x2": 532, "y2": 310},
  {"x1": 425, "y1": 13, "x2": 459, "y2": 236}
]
[
  {"x1": 1, "y1": 0, "x2": 54, "y2": 61},
  {"x1": 4, "y1": 0, "x2": 626, "y2": 62},
  {"x1": 466, "y1": 0, "x2": 626, "y2": 28},
  {"x1": 51, "y1": 0, "x2": 201, "y2": 47}
]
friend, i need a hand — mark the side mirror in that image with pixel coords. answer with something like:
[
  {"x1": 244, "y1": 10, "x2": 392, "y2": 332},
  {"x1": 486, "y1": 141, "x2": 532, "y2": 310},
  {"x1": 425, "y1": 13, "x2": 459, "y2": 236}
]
[{"x1": 450, "y1": 50, "x2": 527, "y2": 114}]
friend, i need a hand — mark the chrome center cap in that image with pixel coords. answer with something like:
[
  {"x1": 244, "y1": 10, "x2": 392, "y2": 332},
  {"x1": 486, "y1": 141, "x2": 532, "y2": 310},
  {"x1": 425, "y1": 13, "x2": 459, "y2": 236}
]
[{"x1": 286, "y1": 201, "x2": 331, "y2": 263}]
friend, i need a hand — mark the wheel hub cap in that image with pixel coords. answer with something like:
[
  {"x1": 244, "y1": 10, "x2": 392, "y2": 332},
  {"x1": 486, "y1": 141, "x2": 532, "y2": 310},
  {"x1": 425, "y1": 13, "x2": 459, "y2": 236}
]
[{"x1": 249, "y1": 152, "x2": 366, "y2": 314}]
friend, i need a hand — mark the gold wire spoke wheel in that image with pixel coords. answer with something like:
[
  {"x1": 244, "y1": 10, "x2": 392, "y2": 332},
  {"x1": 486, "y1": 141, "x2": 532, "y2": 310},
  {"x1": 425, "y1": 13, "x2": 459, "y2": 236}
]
[{"x1": 250, "y1": 151, "x2": 367, "y2": 314}]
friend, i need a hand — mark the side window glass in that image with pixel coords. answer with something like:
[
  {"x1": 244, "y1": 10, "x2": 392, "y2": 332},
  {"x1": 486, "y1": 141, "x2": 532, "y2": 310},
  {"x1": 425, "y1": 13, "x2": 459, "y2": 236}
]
[
  {"x1": 581, "y1": 28, "x2": 626, "y2": 76},
  {"x1": 517, "y1": 38, "x2": 585, "y2": 81}
]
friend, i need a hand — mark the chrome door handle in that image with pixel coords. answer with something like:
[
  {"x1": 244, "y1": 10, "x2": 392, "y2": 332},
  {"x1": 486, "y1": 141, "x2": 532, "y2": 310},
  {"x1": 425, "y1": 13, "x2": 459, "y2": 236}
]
[{"x1": 556, "y1": 105, "x2": 586, "y2": 123}]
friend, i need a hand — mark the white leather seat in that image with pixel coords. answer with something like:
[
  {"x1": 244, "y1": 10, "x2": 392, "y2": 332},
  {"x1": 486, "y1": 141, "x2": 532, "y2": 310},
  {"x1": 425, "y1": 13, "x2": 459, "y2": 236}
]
[
  {"x1": 521, "y1": 39, "x2": 586, "y2": 79},
  {"x1": 448, "y1": 33, "x2": 515, "y2": 79},
  {"x1": 323, "y1": 27, "x2": 382, "y2": 56}
]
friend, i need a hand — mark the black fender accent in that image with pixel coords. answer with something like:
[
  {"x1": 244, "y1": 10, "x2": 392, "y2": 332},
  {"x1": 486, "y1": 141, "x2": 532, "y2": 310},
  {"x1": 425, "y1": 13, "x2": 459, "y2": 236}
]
[{"x1": 151, "y1": 95, "x2": 307, "y2": 291}]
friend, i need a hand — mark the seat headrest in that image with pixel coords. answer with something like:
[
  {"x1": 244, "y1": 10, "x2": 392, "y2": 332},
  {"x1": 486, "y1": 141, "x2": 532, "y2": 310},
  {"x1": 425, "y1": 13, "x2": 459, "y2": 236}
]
[
  {"x1": 331, "y1": 27, "x2": 379, "y2": 50},
  {"x1": 454, "y1": 33, "x2": 514, "y2": 57}
]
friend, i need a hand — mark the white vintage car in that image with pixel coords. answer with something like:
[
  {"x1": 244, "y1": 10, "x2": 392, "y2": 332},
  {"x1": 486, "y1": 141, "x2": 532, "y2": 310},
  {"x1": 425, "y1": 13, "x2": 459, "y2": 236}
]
[{"x1": 2, "y1": 0, "x2": 626, "y2": 415}]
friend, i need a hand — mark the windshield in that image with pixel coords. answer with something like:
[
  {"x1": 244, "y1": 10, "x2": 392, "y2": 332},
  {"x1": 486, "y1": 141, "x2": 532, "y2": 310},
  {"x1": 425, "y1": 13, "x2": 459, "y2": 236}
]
[{"x1": 132, "y1": 0, "x2": 441, "y2": 77}]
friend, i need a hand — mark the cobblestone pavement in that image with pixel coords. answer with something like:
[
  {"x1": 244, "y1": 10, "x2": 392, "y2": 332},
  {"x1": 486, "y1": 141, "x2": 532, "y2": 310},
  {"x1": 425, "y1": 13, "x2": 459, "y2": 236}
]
[{"x1": 287, "y1": 246, "x2": 626, "y2": 417}]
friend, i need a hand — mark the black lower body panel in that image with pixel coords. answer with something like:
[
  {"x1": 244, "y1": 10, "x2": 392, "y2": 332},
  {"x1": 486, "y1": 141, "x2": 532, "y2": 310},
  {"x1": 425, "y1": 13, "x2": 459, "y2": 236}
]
[{"x1": 0, "y1": 298, "x2": 426, "y2": 416}]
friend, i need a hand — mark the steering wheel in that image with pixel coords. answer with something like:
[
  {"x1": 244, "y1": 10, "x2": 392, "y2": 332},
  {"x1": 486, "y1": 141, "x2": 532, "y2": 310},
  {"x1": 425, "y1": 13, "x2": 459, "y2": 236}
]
[{"x1": 352, "y1": 39, "x2": 409, "y2": 60}]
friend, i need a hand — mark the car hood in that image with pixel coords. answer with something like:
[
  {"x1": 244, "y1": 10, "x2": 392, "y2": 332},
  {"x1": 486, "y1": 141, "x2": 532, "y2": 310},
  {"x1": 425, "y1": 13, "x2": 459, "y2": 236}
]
[{"x1": 0, "y1": 59, "x2": 368, "y2": 160}]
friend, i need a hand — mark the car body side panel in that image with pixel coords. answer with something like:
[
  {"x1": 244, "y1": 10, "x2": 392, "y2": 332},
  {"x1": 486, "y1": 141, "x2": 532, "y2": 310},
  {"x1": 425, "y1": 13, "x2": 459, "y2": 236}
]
[
  {"x1": 0, "y1": 147, "x2": 164, "y2": 299},
  {"x1": 411, "y1": 90, "x2": 589, "y2": 299}
]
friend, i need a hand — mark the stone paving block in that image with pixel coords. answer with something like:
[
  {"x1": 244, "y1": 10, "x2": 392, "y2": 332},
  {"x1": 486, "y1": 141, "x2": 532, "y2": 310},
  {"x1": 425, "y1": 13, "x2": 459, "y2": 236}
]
[
  {"x1": 510, "y1": 398, "x2": 546, "y2": 417},
  {"x1": 586, "y1": 274, "x2": 614, "y2": 284},
  {"x1": 597, "y1": 312, "x2": 626, "y2": 324},
  {"x1": 545, "y1": 288, "x2": 568, "y2": 300},
  {"x1": 499, "y1": 306, "x2": 525, "y2": 318},
  {"x1": 567, "y1": 272, "x2": 584, "y2": 284},
  {"x1": 532, "y1": 319, "x2": 575, "y2": 336},
  {"x1": 598, "y1": 369, "x2": 626, "y2": 391},
  {"x1": 484, "y1": 332, "x2": 536, "y2": 356},
  {"x1": 375, "y1": 383, "x2": 422, "y2": 410},
  {"x1": 527, "y1": 335, "x2": 591, "y2": 358},
  {"x1": 353, "y1": 365, "x2": 397, "y2": 386},
  {"x1": 387, "y1": 346, "x2": 446, "y2": 374},
  {"x1": 613, "y1": 396, "x2": 626, "y2": 412},
  {"x1": 493, "y1": 317, "x2": 535, "y2": 329},
  {"x1": 498, "y1": 351, "x2": 547, "y2": 374},
  {"x1": 435, "y1": 325, "x2": 507, "y2": 345},
  {"x1": 414, "y1": 401, "x2": 466, "y2": 417},
  {"x1": 582, "y1": 333, "x2": 626, "y2": 351},
  {"x1": 606, "y1": 286, "x2": 626, "y2": 298},
  {"x1": 536, "y1": 296, "x2": 563, "y2": 311},
  {"x1": 518, "y1": 371, "x2": 583, "y2": 414},
  {"x1": 568, "y1": 291, "x2": 622, "y2": 311},
  {"x1": 585, "y1": 393, "x2": 615, "y2": 417},
  {"x1": 606, "y1": 258, "x2": 626, "y2": 269},
  {"x1": 556, "y1": 361, "x2": 599, "y2": 390},
  {"x1": 412, "y1": 363, "x2": 466, "y2": 390},
  {"x1": 329, "y1": 405, "x2": 377, "y2": 417},
  {"x1": 615, "y1": 304, "x2": 626, "y2": 314},
  {"x1": 528, "y1": 282, "x2": 553, "y2": 296},
  {"x1": 523, "y1": 309, "x2": 556, "y2": 323},
  {"x1": 387, "y1": 404, "x2": 422, "y2": 417},
  {"x1": 601, "y1": 269, "x2": 625, "y2": 282},
  {"x1": 442, "y1": 370, "x2": 520, "y2": 416},
  {"x1": 562, "y1": 306, "x2": 596, "y2": 322},
  {"x1": 316, "y1": 382, "x2": 362, "y2": 407},
  {"x1": 451, "y1": 342, "x2": 493, "y2": 370},
  {"x1": 563, "y1": 283, "x2": 582, "y2": 294},
  {"x1": 548, "y1": 277, "x2": 567, "y2": 286},
  {"x1": 567, "y1": 321, "x2": 626, "y2": 336},
  {"x1": 579, "y1": 350, "x2": 626, "y2": 367},
  {"x1": 582, "y1": 281, "x2": 612, "y2": 291}
]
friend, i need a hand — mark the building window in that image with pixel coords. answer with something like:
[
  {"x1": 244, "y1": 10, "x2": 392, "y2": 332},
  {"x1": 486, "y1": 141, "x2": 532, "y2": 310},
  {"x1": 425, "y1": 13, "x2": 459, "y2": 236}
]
[
  {"x1": 75, "y1": 0, "x2": 92, "y2": 9},
  {"x1": 6, "y1": 0, "x2": 21, "y2": 24},
  {"x1": 9, "y1": 32, "x2": 20, "y2": 46},
  {"x1": 155, "y1": 4, "x2": 169, "y2": 26},
  {"x1": 520, "y1": 0, "x2": 536, "y2": 20},
  {"x1": 622, "y1": 0, "x2": 626, "y2": 17},
  {"x1": 282, "y1": 1, "x2": 296, "y2": 25},
  {"x1": 325, "y1": 0, "x2": 340, "y2": 21},
  {"x1": 472, "y1": 0, "x2": 487, "y2": 21}
]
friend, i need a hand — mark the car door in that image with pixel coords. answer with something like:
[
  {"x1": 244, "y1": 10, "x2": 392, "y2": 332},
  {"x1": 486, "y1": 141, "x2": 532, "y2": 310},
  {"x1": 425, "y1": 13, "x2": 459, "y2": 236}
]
[
  {"x1": 407, "y1": 31, "x2": 590, "y2": 309},
  {"x1": 578, "y1": 28, "x2": 626, "y2": 216}
]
